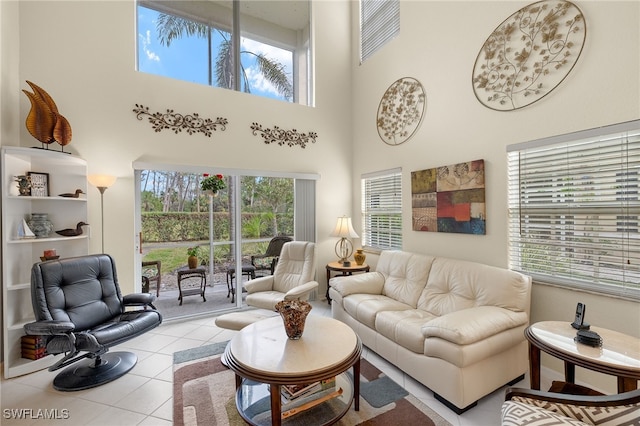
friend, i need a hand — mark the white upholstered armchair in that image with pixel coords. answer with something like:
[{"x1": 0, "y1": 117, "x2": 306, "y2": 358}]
[{"x1": 244, "y1": 241, "x2": 318, "y2": 310}]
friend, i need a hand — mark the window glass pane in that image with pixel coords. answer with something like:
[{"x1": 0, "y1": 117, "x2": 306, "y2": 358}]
[
  {"x1": 137, "y1": 5, "x2": 210, "y2": 85},
  {"x1": 136, "y1": 0, "x2": 310, "y2": 105},
  {"x1": 507, "y1": 120, "x2": 640, "y2": 300},
  {"x1": 211, "y1": 27, "x2": 234, "y2": 90},
  {"x1": 241, "y1": 176, "x2": 294, "y2": 240},
  {"x1": 239, "y1": 38, "x2": 293, "y2": 102}
]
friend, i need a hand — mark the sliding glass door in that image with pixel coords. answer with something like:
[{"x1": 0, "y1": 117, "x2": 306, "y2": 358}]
[{"x1": 133, "y1": 164, "x2": 317, "y2": 320}]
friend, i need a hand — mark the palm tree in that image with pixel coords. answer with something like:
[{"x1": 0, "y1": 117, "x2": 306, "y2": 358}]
[{"x1": 156, "y1": 13, "x2": 293, "y2": 101}]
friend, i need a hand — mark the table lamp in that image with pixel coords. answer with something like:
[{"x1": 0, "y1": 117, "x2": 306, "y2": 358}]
[{"x1": 330, "y1": 216, "x2": 359, "y2": 266}]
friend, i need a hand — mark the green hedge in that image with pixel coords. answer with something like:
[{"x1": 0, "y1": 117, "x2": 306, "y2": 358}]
[{"x1": 141, "y1": 212, "x2": 293, "y2": 243}]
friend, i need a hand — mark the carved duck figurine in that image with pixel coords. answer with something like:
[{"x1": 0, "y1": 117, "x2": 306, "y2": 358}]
[
  {"x1": 58, "y1": 189, "x2": 84, "y2": 198},
  {"x1": 55, "y1": 221, "x2": 89, "y2": 237}
]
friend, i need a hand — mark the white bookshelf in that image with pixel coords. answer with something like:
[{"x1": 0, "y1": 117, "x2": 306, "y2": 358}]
[{"x1": 2, "y1": 146, "x2": 89, "y2": 378}]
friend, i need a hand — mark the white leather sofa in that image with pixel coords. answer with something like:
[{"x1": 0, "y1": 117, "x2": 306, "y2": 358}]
[{"x1": 329, "y1": 250, "x2": 532, "y2": 414}]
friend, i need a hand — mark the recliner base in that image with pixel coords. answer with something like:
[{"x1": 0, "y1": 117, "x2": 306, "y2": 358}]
[{"x1": 53, "y1": 351, "x2": 137, "y2": 391}]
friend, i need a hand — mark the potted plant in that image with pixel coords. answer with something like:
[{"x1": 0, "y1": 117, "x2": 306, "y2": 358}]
[
  {"x1": 200, "y1": 173, "x2": 226, "y2": 196},
  {"x1": 187, "y1": 246, "x2": 201, "y2": 269}
]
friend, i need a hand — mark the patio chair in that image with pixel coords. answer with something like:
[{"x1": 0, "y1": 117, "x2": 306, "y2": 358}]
[
  {"x1": 250, "y1": 235, "x2": 293, "y2": 277},
  {"x1": 142, "y1": 260, "x2": 161, "y2": 296}
]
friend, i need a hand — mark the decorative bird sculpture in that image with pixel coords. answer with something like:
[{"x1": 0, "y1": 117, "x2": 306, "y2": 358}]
[
  {"x1": 58, "y1": 189, "x2": 85, "y2": 198},
  {"x1": 23, "y1": 80, "x2": 72, "y2": 151},
  {"x1": 55, "y1": 221, "x2": 89, "y2": 237}
]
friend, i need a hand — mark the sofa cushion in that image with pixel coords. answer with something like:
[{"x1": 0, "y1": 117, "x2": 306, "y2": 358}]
[
  {"x1": 417, "y1": 257, "x2": 531, "y2": 316},
  {"x1": 343, "y1": 294, "x2": 411, "y2": 330},
  {"x1": 421, "y1": 306, "x2": 529, "y2": 345},
  {"x1": 246, "y1": 291, "x2": 288, "y2": 310},
  {"x1": 375, "y1": 309, "x2": 438, "y2": 353},
  {"x1": 424, "y1": 324, "x2": 527, "y2": 367},
  {"x1": 377, "y1": 251, "x2": 435, "y2": 308}
]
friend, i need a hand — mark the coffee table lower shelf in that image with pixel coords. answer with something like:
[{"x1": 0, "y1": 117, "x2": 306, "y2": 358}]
[{"x1": 236, "y1": 373, "x2": 354, "y2": 426}]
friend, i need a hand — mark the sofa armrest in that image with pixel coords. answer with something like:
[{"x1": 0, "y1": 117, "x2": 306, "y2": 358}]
[
  {"x1": 421, "y1": 306, "x2": 528, "y2": 345},
  {"x1": 284, "y1": 281, "x2": 319, "y2": 300},
  {"x1": 244, "y1": 275, "x2": 274, "y2": 294},
  {"x1": 330, "y1": 272, "x2": 385, "y2": 297}
]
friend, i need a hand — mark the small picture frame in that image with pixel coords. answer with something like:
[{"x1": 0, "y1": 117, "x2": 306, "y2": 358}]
[{"x1": 27, "y1": 172, "x2": 49, "y2": 197}]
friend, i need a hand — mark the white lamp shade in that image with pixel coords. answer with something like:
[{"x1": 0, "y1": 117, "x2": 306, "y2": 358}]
[
  {"x1": 330, "y1": 216, "x2": 359, "y2": 238},
  {"x1": 88, "y1": 174, "x2": 117, "y2": 188}
]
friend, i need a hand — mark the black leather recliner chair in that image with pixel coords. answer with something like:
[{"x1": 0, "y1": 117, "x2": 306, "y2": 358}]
[{"x1": 24, "y1": 254, "x2": 162, "y2": 391}]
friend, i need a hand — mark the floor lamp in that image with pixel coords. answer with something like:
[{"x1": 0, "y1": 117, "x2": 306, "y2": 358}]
[{"x1": 88, "y1": 175, "x2": 117, "y2": 253}]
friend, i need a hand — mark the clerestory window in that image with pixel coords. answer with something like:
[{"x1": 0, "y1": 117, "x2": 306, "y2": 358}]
[
  {"x1": 136, "y1": 0, "x2": 312, "y2": 105},
  {"x1": 507, "y1": 120, "x2": 640, "y2": 300},
  {"x1": 360, "y1": 0, "x2": 400, "y2": 63}
]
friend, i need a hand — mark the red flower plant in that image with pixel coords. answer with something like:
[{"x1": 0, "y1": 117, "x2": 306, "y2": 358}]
[{"x1": 201, "y1": 173, "x2": 226, "y2": 192}]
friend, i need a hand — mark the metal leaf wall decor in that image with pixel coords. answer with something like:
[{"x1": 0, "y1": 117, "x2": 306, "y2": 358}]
[
  {"x1": 250, "y1": 122, "x2": 317, "y2": 148},
  {"x1": 133, "y1": 104, "x2": 228, "y2": 137},
  {"x1": 472, "y1": 0, "x2": 586, "y2": 111},
  {"x1": 377, "y1": 77, "x2": 426, "y2": 146}
]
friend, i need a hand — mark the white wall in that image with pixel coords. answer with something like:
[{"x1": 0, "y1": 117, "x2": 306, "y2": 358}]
[
  {"x1": 350, "y1": 1, "x2": 640, "y2": 393},
  {"x1": 2, "y1": 0, "x2": 639, "y2": 392},
  {"x1": 1, "y1": 0, "x2": 353, "y2": 296}
]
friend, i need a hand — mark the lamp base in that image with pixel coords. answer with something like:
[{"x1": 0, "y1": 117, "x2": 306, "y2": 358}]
[{"x1": 335, "y1": 238, "x2": 354, "y2": 267}]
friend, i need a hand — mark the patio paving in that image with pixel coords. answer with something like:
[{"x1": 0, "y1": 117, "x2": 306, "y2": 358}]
[{"x1": 149, "y1": 272, "x2": 254, "y2": 321}]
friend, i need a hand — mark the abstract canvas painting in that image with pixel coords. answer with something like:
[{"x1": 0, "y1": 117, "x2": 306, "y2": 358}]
[{"x1": 411, "y1": 159, "x2": 485, "y2": 234}]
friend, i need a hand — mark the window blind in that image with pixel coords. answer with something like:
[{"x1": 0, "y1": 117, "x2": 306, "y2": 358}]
[
  {"x1": 507, "y1": 120, "x2": 640, "y2": 300},
  {"x1": 360, "y1": 0, "x2": 400, "y2": 63},
  {"x1": 294, "y1": 179, "x2": 316, "y2": 243},
  {"x1": 362, "y1": 168, "x2": 402, "y2": 250}
]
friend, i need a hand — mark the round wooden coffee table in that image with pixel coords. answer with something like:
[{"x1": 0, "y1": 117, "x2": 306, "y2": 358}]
[
  {"x1": 223, "y1": 315, "x2": 362, "y2": 426},
  {"x1": 526, "y1": 321, "x2": 640, "y2": 393}
]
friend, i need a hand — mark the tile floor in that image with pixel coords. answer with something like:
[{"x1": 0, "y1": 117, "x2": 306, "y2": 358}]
[{"x1": 1, "y1": 301, "x2": 554, "y2": 426}]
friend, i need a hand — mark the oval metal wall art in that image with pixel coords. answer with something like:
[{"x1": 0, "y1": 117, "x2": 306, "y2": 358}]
[
  {"x1": 472, "y1": 0, "x2": 586, "y2": 111},
  {"x1": 377, "y1": 77, "x2": 426, "y2": 146}
]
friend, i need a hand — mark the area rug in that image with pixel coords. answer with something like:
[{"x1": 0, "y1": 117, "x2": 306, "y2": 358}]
[{"x1": 173, "y1": 341, "x2": 451, "y2": 426}]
